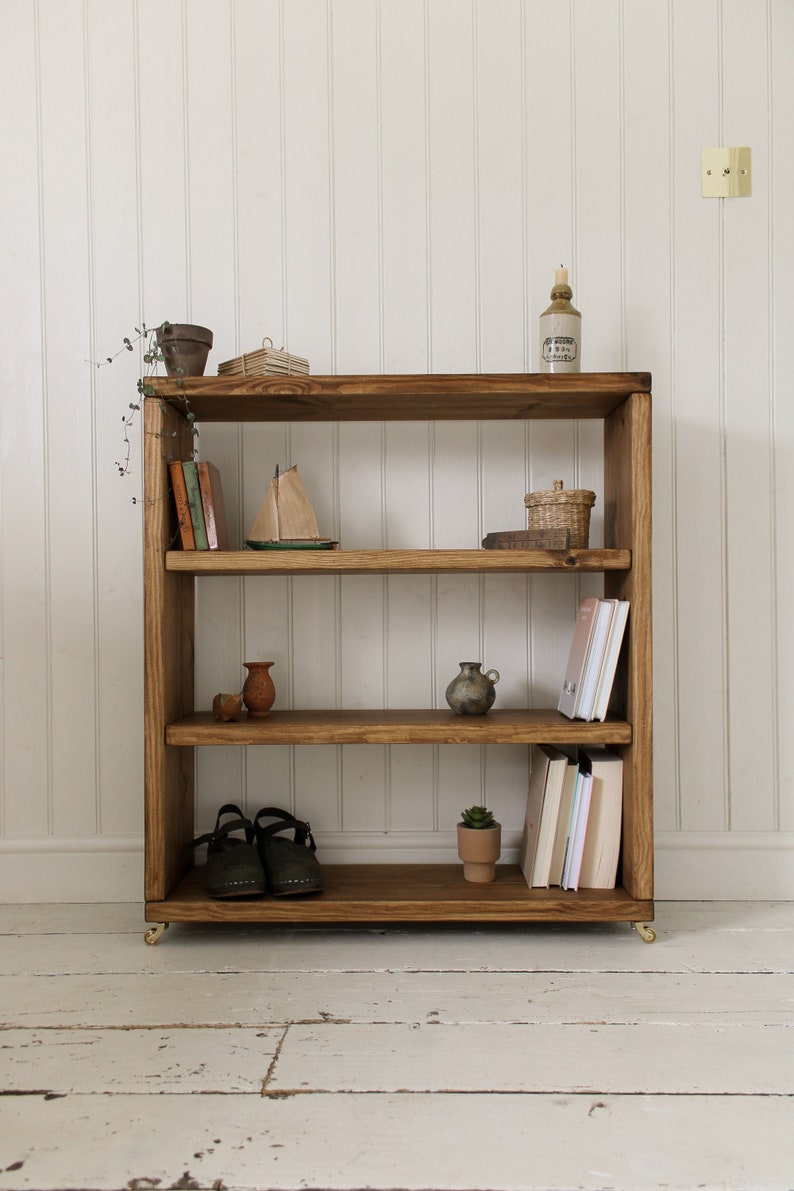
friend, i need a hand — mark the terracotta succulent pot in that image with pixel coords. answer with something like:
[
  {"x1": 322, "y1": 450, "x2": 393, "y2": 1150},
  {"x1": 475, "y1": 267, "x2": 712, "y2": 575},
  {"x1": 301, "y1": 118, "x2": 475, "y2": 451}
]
[
  {"x1": 457, "y1": 823, "x2": 502, "y2": 883},
  {"x1": 156, "y1": 322, "x2": 213, "y2": 378}
]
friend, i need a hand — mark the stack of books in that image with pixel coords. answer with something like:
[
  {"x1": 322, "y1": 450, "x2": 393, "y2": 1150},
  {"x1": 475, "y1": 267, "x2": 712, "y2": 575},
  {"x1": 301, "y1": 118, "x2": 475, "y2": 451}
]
[
  {"x1": 558, "y1": 596, "x2": 630, "y2": 721},
  {"x1": 518, "y1": 743, "x2": 623, "y2": 891},
  {"x1": 169, "y1": 460, "x2": 229, "y2": 551}
]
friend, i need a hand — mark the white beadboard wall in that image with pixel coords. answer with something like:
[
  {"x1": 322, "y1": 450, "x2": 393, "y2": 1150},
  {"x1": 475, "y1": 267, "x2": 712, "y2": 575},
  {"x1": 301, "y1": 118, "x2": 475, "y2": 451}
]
[{"x1": 1, "y1": 0, "x2": 791, "y2": 902}]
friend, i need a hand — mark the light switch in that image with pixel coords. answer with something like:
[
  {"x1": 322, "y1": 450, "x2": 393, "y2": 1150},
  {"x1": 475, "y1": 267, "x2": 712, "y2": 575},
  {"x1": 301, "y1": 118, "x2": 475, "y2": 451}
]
[{"x1": 701, "y1": 147, "x2": 752, "y2": 197}]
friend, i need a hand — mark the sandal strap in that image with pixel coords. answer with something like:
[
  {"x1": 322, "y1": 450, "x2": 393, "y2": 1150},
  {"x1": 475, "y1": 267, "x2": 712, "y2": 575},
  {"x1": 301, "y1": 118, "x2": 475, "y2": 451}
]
[
  {"x1": 193, "y1": 803, "x2": 255, "y2": 849},
  {"x1": 254, "y1": 808, "x2": 316, "y2": 851}
]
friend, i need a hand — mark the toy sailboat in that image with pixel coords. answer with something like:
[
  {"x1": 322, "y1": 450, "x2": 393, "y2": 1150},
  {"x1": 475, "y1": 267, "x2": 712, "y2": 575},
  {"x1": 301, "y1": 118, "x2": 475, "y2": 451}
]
[{"x1": 246, "y1": 465, "x2": 336, "y2": 550}]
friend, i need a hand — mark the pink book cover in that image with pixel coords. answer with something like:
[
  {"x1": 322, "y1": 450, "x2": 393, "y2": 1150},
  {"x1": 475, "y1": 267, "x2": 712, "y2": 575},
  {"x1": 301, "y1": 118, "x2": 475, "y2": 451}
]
[{"x1": 557, "y1": 597, "x2": 601, "y2": 718}]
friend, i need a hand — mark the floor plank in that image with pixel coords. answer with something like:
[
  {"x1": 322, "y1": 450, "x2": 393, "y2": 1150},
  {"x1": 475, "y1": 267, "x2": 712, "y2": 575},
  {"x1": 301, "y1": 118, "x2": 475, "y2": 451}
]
[
  {"x1": 269, "y1": 1021, "x2": 794, "y2": 1095},
  {"x1": 0, "y1": 1090, "x2": 792, "y2": 1191},
  {"x1": 2, "y1": 970, "x2": 791, "y2": 1027},
  {"x1": 0, "y1": 1027, "x2": 280, "y2": 1094},
  {"x1": 3, "y1": 910, "x2": 793, "y2": 976}
]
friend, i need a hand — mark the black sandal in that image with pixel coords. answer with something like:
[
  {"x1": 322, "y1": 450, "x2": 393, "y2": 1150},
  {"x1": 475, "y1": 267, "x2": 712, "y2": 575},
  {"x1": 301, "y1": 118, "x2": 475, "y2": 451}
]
[
  {"x1": 192, "y1": 804, "x2": 266, "y2": 898},
  {"x1": 253, "y1": 806, "x2": 324, "y2": 896}
]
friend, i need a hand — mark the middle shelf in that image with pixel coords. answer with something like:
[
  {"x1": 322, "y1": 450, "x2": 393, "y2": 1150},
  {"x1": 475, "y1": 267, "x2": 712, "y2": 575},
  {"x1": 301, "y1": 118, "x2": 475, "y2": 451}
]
[
  {"x1": 165, "y1": 709, "x2": 632, "y2": 747},
  {"x1": 164, "y1": 548, "x2": 631, "y2": 576}
]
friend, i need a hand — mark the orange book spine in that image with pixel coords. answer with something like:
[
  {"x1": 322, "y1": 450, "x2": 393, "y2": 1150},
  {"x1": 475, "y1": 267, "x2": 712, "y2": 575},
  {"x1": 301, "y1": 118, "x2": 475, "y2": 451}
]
[{"x1": 168, "y1": 461, "x2": 196, "y2": 550}]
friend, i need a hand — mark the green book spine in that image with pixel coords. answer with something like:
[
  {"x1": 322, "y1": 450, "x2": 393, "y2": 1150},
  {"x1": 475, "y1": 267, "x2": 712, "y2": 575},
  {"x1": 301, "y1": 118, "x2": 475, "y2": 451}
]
[{"x1": 182, "y1": 461, "x2": 209, "y2": 550}]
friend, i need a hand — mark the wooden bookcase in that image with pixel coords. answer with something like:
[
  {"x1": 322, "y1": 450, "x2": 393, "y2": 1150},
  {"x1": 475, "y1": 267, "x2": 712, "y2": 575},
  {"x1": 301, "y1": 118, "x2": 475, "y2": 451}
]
[{"x1": 142, "y1": 373, "x2": 654, "y2": 941}]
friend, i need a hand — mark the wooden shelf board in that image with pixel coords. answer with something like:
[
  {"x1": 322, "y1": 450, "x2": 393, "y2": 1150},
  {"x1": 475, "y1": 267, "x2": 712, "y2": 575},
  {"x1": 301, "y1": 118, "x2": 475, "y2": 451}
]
[
  {"x1": 149, "y1": 372, "x2": 651, "y2": 423},
  {"x1": 146, "y1": 864, "x2": 653, "y2": 925},
  {"x1": 165, "y1": 709, "x2": 632, "y2": 747},
  {"x1": 165, "y1": 547, "x2": 631, "y2": 575}
]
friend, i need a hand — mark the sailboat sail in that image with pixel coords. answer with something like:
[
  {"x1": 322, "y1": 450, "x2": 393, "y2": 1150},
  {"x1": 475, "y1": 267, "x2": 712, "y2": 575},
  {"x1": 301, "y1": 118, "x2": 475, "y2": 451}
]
[{"x1": 247, "y1": 465, "x2": 322, "y2": 544}]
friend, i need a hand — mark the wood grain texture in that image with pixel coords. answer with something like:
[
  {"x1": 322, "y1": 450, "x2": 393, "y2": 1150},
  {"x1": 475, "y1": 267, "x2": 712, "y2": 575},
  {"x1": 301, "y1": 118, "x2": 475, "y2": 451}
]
[
  {"x1": 165, "y1": 547, "x2": 631, "y2": 575},
  {"x1": 147, "y1": 864, "x2": 651, "y2": 925},
  {"x1": 143, "y1": 399, "x2": 195, "y2": 902},
  {"x1": 605, "y1": 391, "x2": 653, "y2": 902},
  {"x1": 165, "y1": 709, "x2": 632, "y2": 747},
  {"x1": 150, "y1": 372, "x2": 652, "y2": 422}
]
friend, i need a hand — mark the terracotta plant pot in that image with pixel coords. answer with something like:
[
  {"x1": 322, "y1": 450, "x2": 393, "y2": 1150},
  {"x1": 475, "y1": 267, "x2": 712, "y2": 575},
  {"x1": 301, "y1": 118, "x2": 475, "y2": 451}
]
[
  {"x1": 156, "y1": 322, "x2": 214, "y2": 377},
  {"x1": 457, "y1": 823, "x2": 502, "y2": 883}
]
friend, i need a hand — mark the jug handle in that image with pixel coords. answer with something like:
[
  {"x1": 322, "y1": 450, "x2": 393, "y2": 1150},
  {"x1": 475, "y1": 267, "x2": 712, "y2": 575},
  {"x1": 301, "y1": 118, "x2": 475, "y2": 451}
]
[{"x1": 486, "y1": 669, "x2": 500, "y2": 684}]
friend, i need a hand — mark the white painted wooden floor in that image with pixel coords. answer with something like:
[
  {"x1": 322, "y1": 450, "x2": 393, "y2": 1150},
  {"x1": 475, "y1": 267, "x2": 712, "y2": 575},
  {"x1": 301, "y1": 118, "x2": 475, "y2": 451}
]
[{"x1": 0, "y1": 902, "x2": 792, "y2": 1191}]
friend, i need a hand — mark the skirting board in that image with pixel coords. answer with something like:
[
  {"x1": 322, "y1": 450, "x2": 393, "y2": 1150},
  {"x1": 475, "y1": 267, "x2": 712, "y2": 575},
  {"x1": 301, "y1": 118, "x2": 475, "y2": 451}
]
[
  {"x1": 0, "y1": 831, "x2": 792, "y2": 903},
  {"x1": 653, "y1": 831, "x2": 794, "y2": 901}
]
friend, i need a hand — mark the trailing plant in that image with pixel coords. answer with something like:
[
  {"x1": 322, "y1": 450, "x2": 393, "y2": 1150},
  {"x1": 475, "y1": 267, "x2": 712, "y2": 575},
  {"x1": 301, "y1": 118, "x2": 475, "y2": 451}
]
[
  {"x1": 459, "y1": 805, "x2": 498, "y2": 830},
  {"x1": 89, "y1": 320, "x2": 198, "y2": 479}
]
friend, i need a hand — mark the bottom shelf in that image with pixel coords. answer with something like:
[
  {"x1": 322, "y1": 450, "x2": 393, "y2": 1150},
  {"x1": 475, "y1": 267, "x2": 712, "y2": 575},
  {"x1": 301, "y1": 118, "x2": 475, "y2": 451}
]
[{"x1": 146, "y1": 864, "x2": 653, "y2": 926}]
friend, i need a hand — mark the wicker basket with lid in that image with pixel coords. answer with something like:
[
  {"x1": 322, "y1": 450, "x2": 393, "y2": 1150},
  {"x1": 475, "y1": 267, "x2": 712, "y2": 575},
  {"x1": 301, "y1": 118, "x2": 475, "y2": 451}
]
[{"x1": 524, "y1": 479, "x2": 595, "y2": 549}]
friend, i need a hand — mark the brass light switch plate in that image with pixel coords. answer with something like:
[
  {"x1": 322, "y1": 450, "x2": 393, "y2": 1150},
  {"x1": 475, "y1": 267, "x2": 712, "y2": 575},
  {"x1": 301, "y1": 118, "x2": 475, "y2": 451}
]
[{"x1": 701, "y1": 147, "x2": 752, "y2": 197}]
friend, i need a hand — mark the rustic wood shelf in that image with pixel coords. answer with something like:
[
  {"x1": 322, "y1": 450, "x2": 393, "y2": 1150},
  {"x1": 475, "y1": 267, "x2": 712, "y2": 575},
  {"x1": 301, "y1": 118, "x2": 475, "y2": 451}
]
[
  {"x1": 150, "y1": 371, "x2": 651, "y2": 423},
  {"x1": 143, "y1": 372, "x2": 653, "y2": 937},
  {"x1": 165, "y1": 709, "x2": 632, "y2": 748},
  {"x1": 147, "y1": 865, "x2": 653, "y2": 926},
  {"x1": 164, "y1": 547, "x2": 632, "y2": 576}
]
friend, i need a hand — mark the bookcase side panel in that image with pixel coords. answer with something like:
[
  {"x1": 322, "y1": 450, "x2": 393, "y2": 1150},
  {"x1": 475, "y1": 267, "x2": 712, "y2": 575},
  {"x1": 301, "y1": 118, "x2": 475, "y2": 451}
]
[
  {"x1": 143, "y1": 398, "x2": 195, "y2": 902},
  {"x1": 604, "y1": 391, "x2": 653, "y2": 903}
]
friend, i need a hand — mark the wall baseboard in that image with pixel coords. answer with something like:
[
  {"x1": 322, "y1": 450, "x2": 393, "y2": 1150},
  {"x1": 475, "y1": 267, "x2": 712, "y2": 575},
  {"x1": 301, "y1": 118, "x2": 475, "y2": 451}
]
[
  {"x1": 0, "y1": 837, "x2": 145, "y2": 904},
  {"x1": 653, "y1": 831, "x2": 794, "y2": 900},
  {"x1": 1, "y1": 831, "x2": 792, "y2": 903}
]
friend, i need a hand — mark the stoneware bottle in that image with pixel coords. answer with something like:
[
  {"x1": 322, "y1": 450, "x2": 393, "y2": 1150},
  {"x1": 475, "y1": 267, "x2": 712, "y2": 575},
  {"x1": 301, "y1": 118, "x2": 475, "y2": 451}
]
[
  {"x1": 445, "y1": 662, "x2": 500, "y2": 715},
  {"x1": 242, "y1": 661, "x2": 276, "y2": 718},
  {"x1": 539, "y1": 266, "x2": 581, "y2": 372}
]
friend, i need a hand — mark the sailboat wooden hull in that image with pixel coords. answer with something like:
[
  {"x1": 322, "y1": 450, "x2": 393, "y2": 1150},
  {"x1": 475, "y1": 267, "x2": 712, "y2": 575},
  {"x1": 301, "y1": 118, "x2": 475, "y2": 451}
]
[{"x1": 245, "y1": 538, "x2": 337, "y2": 550}]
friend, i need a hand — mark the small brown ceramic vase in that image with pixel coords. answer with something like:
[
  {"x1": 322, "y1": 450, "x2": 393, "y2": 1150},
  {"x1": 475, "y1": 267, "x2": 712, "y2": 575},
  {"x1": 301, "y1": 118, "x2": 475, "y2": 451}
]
[{"x1": 242, "y1": 662, "x2": 276, "y2": 718}]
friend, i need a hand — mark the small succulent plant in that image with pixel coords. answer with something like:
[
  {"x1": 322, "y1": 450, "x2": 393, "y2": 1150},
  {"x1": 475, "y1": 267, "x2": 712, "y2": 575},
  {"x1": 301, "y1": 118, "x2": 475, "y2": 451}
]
[{"x1": 460, "y1": 805, "x2": 498, "y2": 830}]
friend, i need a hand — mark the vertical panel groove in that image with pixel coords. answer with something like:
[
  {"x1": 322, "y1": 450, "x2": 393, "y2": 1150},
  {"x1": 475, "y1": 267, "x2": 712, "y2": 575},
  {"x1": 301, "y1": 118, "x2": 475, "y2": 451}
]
[
  {"x1": 423, "y1": 0, "x2": 433, "y2": 370},
  {"x1": 326, "y1": 0, "x2": 337, "y2": 374},
  {"x1": 668, "y1": 0, "x2": 682, "y2": 832},
  {"x1": 618, "y1": 0, "x2": 627, "y2": 370},
  {"x1": 82, "y1": 0, "x2": 102, "y2": 834},
  {"x1": 278, "y1": 0, "x2": 289, "y2": 348},
  {"x1": 717, "y1": 0, "x2": 731, "y2": 829},
  {"x1": 33, "y1": 0, "x2": 54, "y2": 835},
  {"x1": 471, "y1": 0, "x2": 481, "y2": 374},
  {"x1": 180, "y1": 0, "x2": 191, "y2": 315},
  {"x1": 766, "y1": 0, "x2": 780, "y2": 829},
  {"x1": 375, "y1": 0, "x2": 385, "y2": 374}
]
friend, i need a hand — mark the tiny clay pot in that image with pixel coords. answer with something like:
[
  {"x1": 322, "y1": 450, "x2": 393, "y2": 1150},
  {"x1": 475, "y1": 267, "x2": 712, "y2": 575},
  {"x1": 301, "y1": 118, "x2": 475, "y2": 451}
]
[
  {"x1": 242, "y1": 662, "x2": 276, "y2": 718},
  {"x1": 212, "y1": 692, "x2": 243, "y2": 722}
]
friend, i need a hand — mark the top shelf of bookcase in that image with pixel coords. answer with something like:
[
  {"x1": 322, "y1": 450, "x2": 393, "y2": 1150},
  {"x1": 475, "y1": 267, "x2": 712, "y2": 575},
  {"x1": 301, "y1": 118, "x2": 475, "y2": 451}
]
[{"x1": 149, "y1": 372, "x2": 652, "y2": 423}]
